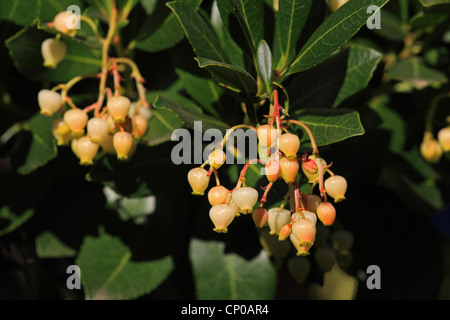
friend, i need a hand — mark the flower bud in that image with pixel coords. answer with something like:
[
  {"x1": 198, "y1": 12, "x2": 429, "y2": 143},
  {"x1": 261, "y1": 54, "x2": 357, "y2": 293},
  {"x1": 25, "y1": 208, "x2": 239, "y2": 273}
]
[
  {"x1": 279, "y1": 133, "x2": 300, "y2": 159},
  {"x1": 305, "y1": 194, "x2": 322, "y2": 213},
  {"x1": 53, "y1": 11, "x2": 77, "y2": 33},
  {"x1": 187, "y1": 167, "x2": 210, "y2": 196},
  {"x1": 438, "y1": 127, "x2": 450, "y2": 152},
  {"x1": 267, "y1": 208, "x2": 291, "y2": 235},
  {"x1": 421, "y1": 133, "x2": 443, "y2": 163},
  {"x1": 292, "y1": 218, "x2": 316, "y2": 247},
  {"x1": 265, "y1": 159, "x2": 280, "y2": 182},
  {"x1": 100, "y1": 134, "x2": 115, "y2": 154},
  {"x1": 77, "y1": 136, "x2": 99, "y2": 165},
  {"x1": 87, "y1": 118, "x2": 110, "y2": 143},
  {"x1": 257, "y1": 124, "x2": 278, "y2": 147},
  {"x1": 316, "y1": 201, "x2": 336, "y2": 226},
  {"x1": 290, "y1": 233, "x2": 312, "y2": 256},
  {"x1": 209, "y1": 204, "x2": 235, "y2": 233},
  {"x1": 63, "y1": 109, "x2": 88, "y2": 138},
  {"x1": 41, "y1": 38, "x2": 67, "y2": 69},
  {"x1": 279, "y1": 157, "x2": 299, "y2": 183},
  {"x1": 131, "y1": 114, "x2": 148, "y2": 139},
  {"x1": 52, "y1": 119, "x2": 71, "y2": 146},
  {"x1": 324, "y1": 175, "x2": 347, "y2": 203},
  {"x1": 287, "y1": 256, "x2": 311, "y2": 283},
  {"x1": 252, "y1": 207, "x2": 268, "y2": 228},
  {"x1": 108, "y1": 96, "x2": 131, "y2": 124},
  {"x1": 113, "y1": 131, "x2": 134, "y2": 161},
  {"x1": 208, "y1": 185, "x2": 229, "y2": 206},
  {"x1": 314, "y1": 247, "x2": 336, "y2": 273},
  {"x1": 38, "y1": 90, "x2": 63, "y2": 116},
  {"x1": 278, "y1": 223, "x2": 292, "y2": 241},
  {"x1": 302, "y1": 158, "x2": 318, "y2": 181},
  {"x1": 208, "y1": 148, "x2": 227, "y2": 169},
  {"x1": 331, "y1": 229, "x2": 354, "y2": 253},
  {"x1": 232, "y1": 187, "x2": 259, "y2": 214}
]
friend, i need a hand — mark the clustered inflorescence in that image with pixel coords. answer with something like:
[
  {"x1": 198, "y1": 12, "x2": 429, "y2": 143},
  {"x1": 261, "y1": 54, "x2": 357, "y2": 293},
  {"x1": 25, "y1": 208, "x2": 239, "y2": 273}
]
[
  {"x1": 38, "y1": 9, "x2": 152, "y2": 165},
  {"x1": 187, "y1": 90, "x2": 348, "y2": 257}
]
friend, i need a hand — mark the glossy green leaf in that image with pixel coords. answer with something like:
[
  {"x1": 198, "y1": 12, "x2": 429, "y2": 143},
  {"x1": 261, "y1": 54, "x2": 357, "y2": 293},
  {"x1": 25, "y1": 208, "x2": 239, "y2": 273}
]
[
  {"x1": 419, "y1": 0, "x2": 450, "y2": 6},
  {"x1": 189, "y1": 238, "x2": 276, "y2": 300},
  {"x1": 386, "y1": 58, "x2": 448, "y2": 90},
  {"x1": 372, "y1": 9, "x2": 407, "y2": 42},
  {"x1": 292, "y1": 109, "x2": 365, "y2": 147},
  {"x1": 154, "y1": 94, "x2": 229, "y2": 132},
  {"x1": 195, "y1": 57, "x2": 258, "y2": 97},
  {"x1": 141, "y1": 106, "x2": 183, "y2": 146},
  {"x1": 167, "y1": 1, "x2": 228, "y2": 63},
  {"x1": 333, "y1": 46, "x2": 383, "y2": 107},
  {"x1": 273, "y1": 0, "x2": 312, "y2": 71},
  {"x1": 410, "y1": 12, "x2": 449, "y2": 30},
  {"x1": 231, "y1": 0, "x2": 265, "y2": 51},
  {"x1": 5, "y1": 27, "x2": 102, "y2": 83},
  {"x1": 77, "y1": 232, "x2": 174, "y2": 300},
  {"x1": 256, "y1": 40, "x2": 273, "y2": 96},
  {"x1": 16, "y1": 113, "x2": 57, "y2": 175},
  {"x1": 175, "y1": 69, "x2": 223, "y2": 118},
  {"x1": 0, "y1": 0, "x2": 84, "y2": 27},
  {"x1": 134, "y1": 0, "x2": 202, "y2": 52},
  {"x1": 288, "y1": 0, "x2": 390, "y2": 75}
]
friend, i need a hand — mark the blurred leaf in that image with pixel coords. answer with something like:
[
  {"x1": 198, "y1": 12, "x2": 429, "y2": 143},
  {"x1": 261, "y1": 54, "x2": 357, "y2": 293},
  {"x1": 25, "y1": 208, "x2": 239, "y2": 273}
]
[
  {"x1": 134, "y1": 0, "x2": 202, "y2": 52},
  {"x1": 372, "y1": 9, "x2": 407, "y2": 42},
  {"x1": 369, "y1": 94, "x2": 406, "y2": 153},
  {"x1": 35, "y1": 231, "x2": 77, "y2": 258},
  {"x1": 410, "y1": 12, "x2": 448, "y2": 29},
  {"x1": 16, "y1": 113, "x2": 57, "y2": 175},
  {"x1": 0, "y1": 0, "x2": 84, "y2": 27},
  {"x1": 273, "y1": 0, "x2": 312, "y2": 71},
  {"x1": 141, "y1": 106, "x2": 183, "y2": 147},
  {"x1": 77, "y1": 232, "x2": 174, "y2": 300},
  {"x1": 189, "y1": 238, "x2": 276, "y2": 299},
  {"x1": 195, "y1": 57, "x2": 258, "y2": 97},
  {"x1": 287, "y1": 0, "x2": 389, "y2": 75},
  {"x1": 401, "y1": 147, "x2": 442, "y2": 181},
  {"x1": 309, "y1": 264, "x2": 358, "y2": 300},
  {"x1": 167, "y1": 1, "x2": 228, "y2": 63},
  {"x1": 154, "y1": 95, "x2": 229, "y2": 132},
  {"x1": 0, "y1": 170, "x2": 54, "y2": 236},
  {"x1": 175, "y1": 69, "x2": 223, "y2": 118},
  {"x1": 5, "y1": 27, "x2": 102, "y2": 83},
  {"x1": 256, "y1": 40, "x2": 273, "y2": 96},
  {"x1": 419, "y1": 0, "x2": 450, "y2": 6},
  {"x1": 387, "y1": 58, "x2": 448, "y2": 90},
  {"x1": 400, "y1": 176, "x2": 444, "y2": 211},
  {"x1": 293, "y1": 109, "x2": 365, "y2": 147}
]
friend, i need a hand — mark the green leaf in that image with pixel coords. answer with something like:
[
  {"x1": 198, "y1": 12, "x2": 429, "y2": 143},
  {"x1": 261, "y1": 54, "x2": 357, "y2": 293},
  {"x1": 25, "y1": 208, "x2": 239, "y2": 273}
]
[
  {"x1": 287, "y1": 0, "x2": 390, "y2": 75},
  {"x1": 410, "y1": 12, "x2": 449, "y2": 30},
  {"x1": 134, "y1": 0, "x2": 202, "y2": 52},
  {"x1": 292, "y1": 109, "x2": 365, "y2": 147},
  {"x1": 153, "y1": 94, "x2": 230, "y2": 132},
  {"x1": 189, "y1": 238, "x2": 276, "y2": 300},
  {"x1": 419, "y1": 0, "x2": 450, "y2": 6},
  {"x1": 175, "y1": 69, "x2": 223, "y2": 118},
  {"x1": 16, "y1": 113, "x2": 57, "y2": 175},
  {"x1": 195, "y1": 57, "x2": 258, "y2": 98},
  {"x1": 77, "y1": 232, "x2": 174, "y2": 300},
  {"x1": 141, "y1": 106, "x2": 183, "y2": 147},
  {"x1": 273, "y1": 0, "x2": 312, "y2": 71},
  {"x1": 167, "y1": 1, "x2": 228, "y2": 63},
  {"x1": 5, "y1": 27, "x2": 102, "y2": 83},
  {"x1": 369, "y1": 94, "x2": 406, "y2": 153},
  {"x1": 256, "y1": 40, "x2": 273, "y2": 96},
  {"x1": 287, "y1": 46, "x2": 382, "y2": 110},
  {"x1": 386, "y1": 58, "x2": 448, "y2": 90},
  {"x1": 333, "y1": 45, "x2": 383, "y2": 107},
  {"x1": 35, "y1": 231, "x2": 77, "y2": 258},
  {"x1": 0, "y1": 0, "x2": 84, "y2": 27},
  {"x1": 231, "y1": 0, "x2": 265, "y2": 51},
  {"x1": 372, "y1": 9, "x2": 407, "y2": 42},
  {"x1": 0, "y1": 170, "x2": 54, "y2": 236}
]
